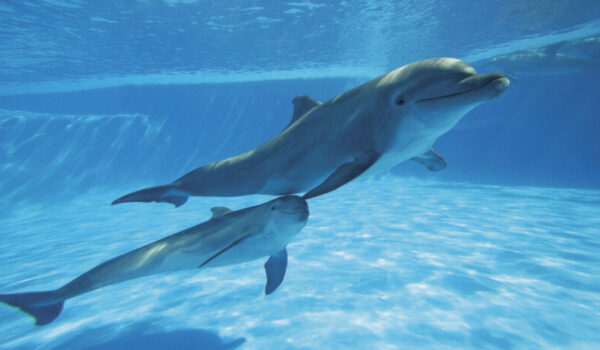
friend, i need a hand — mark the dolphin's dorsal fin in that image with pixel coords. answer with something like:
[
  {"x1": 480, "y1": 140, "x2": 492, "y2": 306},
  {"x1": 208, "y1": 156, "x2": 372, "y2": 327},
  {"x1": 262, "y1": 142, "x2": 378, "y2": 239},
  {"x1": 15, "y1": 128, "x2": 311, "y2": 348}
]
[
  {"x1": 290, "y1": 94, "x2": 321, "y2": 126},
  {"x1": 210, "y1": 206, "x2": 233, "y2": 218}
]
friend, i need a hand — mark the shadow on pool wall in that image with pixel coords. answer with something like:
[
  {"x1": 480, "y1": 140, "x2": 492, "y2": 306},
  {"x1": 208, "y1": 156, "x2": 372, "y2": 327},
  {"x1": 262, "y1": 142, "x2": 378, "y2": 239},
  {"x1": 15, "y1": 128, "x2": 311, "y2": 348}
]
[{"x1": 0, "y1": 71, "x2": 598, "y2": 208}]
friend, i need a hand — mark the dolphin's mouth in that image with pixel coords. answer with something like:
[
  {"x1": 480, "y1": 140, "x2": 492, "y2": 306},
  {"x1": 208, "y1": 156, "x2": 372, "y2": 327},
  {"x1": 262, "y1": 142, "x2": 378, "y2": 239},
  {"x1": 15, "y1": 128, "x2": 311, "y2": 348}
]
[
  {"x1": 280, "y1": 210, "x2": 308, "y2": 215},
  {"x1": 417, "y1": 89, "x2": 476, "y2": 103},
  {"x1": 416, "y1": 74, "x2": 509, "y2": 103},
  {"x1": 279, "y1": 209, "x2": 309, "y2": 221}
]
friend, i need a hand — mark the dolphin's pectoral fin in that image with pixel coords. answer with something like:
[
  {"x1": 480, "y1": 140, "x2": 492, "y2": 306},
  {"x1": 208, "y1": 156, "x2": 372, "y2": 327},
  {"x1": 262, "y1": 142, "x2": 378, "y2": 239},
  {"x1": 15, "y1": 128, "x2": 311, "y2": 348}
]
[
  {"x1": 264, "y1": 248, "x2": 288, "y2": 295},
  {"x1": 411, "y1": 149, "x2": 447, "y2": 171},
  {"x1": 289, "y1": 95, "x2": 321, "y2": 126},
  {"x1": 303, "y1": 151, "x2": 380, "y2": 199},
  {"x1": 210, "y1": 206, "x2": 233, "y2": 219},
  {"x1": 112, "y1": 185, "x2": 189, "y2": 208},
  {"x1": 198, "y1": 234, "x2": 251, "y2": 268}
]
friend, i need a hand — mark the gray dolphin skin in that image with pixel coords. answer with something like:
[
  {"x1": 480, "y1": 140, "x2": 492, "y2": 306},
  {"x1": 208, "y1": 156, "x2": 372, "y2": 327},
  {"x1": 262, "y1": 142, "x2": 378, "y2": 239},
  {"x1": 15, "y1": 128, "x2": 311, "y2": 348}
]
[
  {"x1": 0, "y1": 195, "x2": 309, "y2": 326},
  {"x1": 112, "y1": 57, "x2": 510, "y2": 207}
]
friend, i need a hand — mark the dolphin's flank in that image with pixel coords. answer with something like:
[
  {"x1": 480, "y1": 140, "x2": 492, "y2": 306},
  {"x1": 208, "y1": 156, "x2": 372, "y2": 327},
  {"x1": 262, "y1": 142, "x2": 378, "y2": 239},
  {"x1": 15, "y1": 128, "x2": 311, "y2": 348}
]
[{"x1": 113, "y1": 57, "x2": 509, "y2": 207}]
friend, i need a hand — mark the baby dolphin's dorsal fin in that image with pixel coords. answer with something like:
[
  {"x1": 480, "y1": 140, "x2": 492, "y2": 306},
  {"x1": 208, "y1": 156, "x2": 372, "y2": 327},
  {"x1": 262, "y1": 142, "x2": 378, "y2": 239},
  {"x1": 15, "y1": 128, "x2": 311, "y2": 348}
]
[
  {"x1": 210, "y1": 206, "x2": 233, "y2": 219},
  {"x1": 289, "y1": 94, "x2": 321, "y2": 126}
]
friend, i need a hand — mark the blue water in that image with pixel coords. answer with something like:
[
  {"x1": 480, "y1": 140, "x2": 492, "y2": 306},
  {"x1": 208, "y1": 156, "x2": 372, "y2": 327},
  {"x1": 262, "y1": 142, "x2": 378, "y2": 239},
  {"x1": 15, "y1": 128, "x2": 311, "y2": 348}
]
[{"x1": 1, "y1": 1, "x2": 600, "y2": 349}]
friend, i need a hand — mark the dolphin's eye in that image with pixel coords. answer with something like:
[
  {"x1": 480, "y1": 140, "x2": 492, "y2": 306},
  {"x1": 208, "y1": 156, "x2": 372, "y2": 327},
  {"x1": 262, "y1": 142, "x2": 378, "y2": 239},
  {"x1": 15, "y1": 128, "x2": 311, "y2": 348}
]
[
  {"x1": 394, "y1": 96, "x2": 405, "y2": 106},
  {"x1": 271, "y1": 206, "x2": 276, "y2": 211}
]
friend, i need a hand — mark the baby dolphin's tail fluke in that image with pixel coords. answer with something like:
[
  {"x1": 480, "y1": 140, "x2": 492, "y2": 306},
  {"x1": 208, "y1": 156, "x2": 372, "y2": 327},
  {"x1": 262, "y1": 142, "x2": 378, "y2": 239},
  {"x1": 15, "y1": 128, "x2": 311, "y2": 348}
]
[
  {"x1": 0, "y1": 291, "x2": 64, "y2": 326},
  {"x1": 111, "y1": 184, "x2": 189, "y2": 207}
]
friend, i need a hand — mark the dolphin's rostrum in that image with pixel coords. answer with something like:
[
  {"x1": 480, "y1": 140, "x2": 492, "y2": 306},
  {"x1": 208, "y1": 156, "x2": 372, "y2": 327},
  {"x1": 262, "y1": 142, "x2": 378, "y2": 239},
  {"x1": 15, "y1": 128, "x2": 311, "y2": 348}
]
[
  {"x1": 113, "y1": 57, "x2": 509, "y2": 207},
  {"x1": 0, "y1": 195, "x2": 309, "y2": 326}
]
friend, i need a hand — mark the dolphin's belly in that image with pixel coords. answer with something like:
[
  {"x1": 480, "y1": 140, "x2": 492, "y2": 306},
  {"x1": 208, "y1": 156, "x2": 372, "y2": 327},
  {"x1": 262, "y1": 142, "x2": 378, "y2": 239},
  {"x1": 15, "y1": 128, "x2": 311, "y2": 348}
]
[
  {"x1": 258, "y1": 150, "x2": 345, "y2": 195},
  {"x1": 157, "y1": 227, "x2": 293, "y2": 270},
  {"x1": 152, "y1": 249, "x2": 257, "y2": 272},
  {"x1": 205, "y1": 229, "x2": 291, "y2": 268},
  {"x1": 259, "y1": 171, "x2": 330, "y2": 195},
  {"x1": 362, "y1": 133, "x2": 435, "y2": 177}
]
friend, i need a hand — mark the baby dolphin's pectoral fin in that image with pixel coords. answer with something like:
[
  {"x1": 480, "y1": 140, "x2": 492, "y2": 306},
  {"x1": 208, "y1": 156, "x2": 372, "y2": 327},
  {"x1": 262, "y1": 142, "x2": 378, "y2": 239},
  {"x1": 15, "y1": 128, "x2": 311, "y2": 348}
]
[
  {"x1": 411, "y1": 149, "x2": 447, "y2": 171},
  {"x1": 264, "y1": 248, "x2": 288, "y2": 295},
  {"x1": 303, "y1": 150, "x2": 380, "y2": 199}
]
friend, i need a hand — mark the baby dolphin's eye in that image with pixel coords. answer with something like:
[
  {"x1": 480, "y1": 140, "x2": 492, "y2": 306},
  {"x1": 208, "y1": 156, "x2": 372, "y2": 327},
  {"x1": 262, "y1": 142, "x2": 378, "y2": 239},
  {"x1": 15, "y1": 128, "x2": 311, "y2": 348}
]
[
  {"x1": 271, "y1": 206, "x2": 276, "y2": 211},
  {"x1": 395, "y1": 96, "x2": 405, "y2": 106}
]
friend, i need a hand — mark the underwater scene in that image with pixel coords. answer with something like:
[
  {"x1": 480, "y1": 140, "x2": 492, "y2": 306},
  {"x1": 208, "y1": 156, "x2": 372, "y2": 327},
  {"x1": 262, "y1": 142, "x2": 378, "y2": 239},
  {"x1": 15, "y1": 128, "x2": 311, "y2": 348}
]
[{"x1": 1, "y1": 1, "x2": 599, "y2": 349}]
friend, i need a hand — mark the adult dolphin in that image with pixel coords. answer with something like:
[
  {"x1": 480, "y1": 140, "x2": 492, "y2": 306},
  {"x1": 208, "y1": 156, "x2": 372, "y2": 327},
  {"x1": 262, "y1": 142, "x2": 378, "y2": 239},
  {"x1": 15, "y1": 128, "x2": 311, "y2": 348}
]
[
  {"x1": 113, "y1": 57, "x2": 510, "y2": 207},
  {"x1": 0, "y1": 195, "x2": 309, "y2": 326}
]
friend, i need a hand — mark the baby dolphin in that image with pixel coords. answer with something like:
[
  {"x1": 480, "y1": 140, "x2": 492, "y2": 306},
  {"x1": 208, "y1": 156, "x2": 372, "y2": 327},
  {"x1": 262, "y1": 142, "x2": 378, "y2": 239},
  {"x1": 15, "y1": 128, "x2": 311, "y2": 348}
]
[
  {"x1": 113, "y1": 57, "x2": 509, "y2": 207},
  {"x1": 0, "y1": 195, "x2": 309, "y2": 326}
]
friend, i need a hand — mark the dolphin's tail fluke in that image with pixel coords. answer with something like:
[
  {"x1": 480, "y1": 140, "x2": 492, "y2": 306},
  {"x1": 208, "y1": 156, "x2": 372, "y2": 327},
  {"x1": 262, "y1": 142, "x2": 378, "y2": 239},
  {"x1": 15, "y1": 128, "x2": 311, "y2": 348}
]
[
  {"x1": 112, "y1": 184, "x2": 189, "y2": 207},
  {"x1": 0, "y1": 291, "x2": 64, "y2": 326}
]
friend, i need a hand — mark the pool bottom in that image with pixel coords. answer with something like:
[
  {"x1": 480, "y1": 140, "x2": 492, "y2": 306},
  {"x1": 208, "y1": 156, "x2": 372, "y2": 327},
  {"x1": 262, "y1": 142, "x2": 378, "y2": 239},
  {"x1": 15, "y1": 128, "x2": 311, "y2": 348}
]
[{"x1": 0, "y1": 176, "x2": 599, "y2": 349}]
